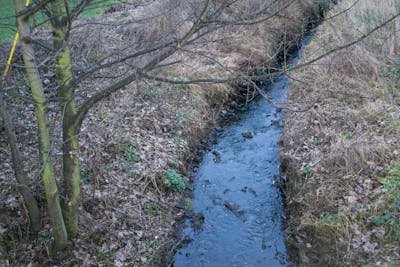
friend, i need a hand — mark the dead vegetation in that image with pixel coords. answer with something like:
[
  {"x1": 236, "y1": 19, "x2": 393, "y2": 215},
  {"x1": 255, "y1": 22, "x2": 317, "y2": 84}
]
[
  {"x1": 280, "y1": 0, "x2": 400, "y2": 265},
  {"x1": 0, "y1": 0, "x2": 326, "y2": 266}
]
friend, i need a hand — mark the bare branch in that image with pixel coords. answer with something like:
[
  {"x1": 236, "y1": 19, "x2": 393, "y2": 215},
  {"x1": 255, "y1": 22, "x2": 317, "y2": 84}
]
[
  {"x1": 16, "y1": 0, "x2": 52, "y2": 20},
  {"x1": 286, "y1": 11, "x2": 400, "y2": 73},
  {"x1": 142, "y1": 73, "x2": 235, "y2": 84},
  {"x1": 73, "y1": 0, "x2": 213, "y2": 131}
]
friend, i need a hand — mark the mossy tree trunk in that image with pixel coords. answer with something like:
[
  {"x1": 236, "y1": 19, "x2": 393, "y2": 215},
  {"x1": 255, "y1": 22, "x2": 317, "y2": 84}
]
[
  {"x1": 50, "y1": 0, "x2": 80, "y2": 239},
  {"x1": 0, "y1": 84, "x2": 41, "y2": 233},
  {"x1": 13, "y1": 0, "x2": 67, "y2": 251},
  {"x1": 9, "y1": 0, "x2": 212, "y2": 252}
]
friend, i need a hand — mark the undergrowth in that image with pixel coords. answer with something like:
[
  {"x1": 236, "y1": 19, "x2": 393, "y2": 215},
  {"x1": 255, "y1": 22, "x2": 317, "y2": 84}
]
[
  {"x1": 372, "y1": 163, "x2": 400, "y2": 244},
  {"x1": 163, "y1": 169, "x2": 185, "y2": 192},
  {"x1": 303, "y1": 161, "x2": 400, "y2": 265},
  {"x1": 281, "y1": 0, "x2": 400, "y2": 265}
]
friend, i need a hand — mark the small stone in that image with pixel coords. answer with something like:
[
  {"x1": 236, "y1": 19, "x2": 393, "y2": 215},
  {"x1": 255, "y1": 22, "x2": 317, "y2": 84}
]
[
  {"x1": 212, "y1": 150, "x2": 221, "y2": 163},
  {"x1": 242, "y1": 131, "x2": 253, "y2": 138}
]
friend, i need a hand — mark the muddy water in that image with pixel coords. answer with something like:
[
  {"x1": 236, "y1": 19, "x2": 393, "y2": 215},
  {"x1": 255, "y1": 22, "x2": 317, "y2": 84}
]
[{"x1": 174, "y1": 35, "x2": 312, "y2": 267}]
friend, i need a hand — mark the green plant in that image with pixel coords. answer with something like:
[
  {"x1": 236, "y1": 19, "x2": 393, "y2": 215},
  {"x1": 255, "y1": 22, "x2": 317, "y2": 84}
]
[
  {"x1": 177, "y1": 84, "x2": 188, "y2": 91},
  {"x1": 176, "y1": 108, "x2": 196, "y2": 127},
  {"x1": 126, "y1": 141, "x2": 140, "y2": 163},
  {"x1": 164, "y1": 169, "x2": 185, "y2": 192},
  {"x1": 144, "y1": 201, "x2": 162, "y2": 215},
  {"x1": 298, "y1": 165, "x2": 312, "y2": 177},
  {"x1": 146, "y1": 239, "x2": 158, "y2": 248},
  {"x1": 144, "y1": 239, "x2": 161, "y2": 264},
  {"x1": 131, "y1": 248, "x2": 138, "y2": 258},
  {"x1": 321, "y1": 215, "x2": 337, "y2": 224},
  {"x1": 370, "y1": 163, "x2": 400, "y2": 242},
  {"x1": 177, "y1": 115, "x2": 188, "y2": 126},
  {"x1": 1, "y1": 229, "x2": 18, "y2": 249},
  {"x1": 388, "y1": 63, "x2": 400, "y2": 79},
  {"x1": 119, "y1": 212, "x2": 127, "y2": 222},
  {"x1": 127, "y1": 149, "x2": 140, "y2": 163},
  {"x1": 378, "y1": 163, "x2": 400, "y2": 190},
  {"x1": 370, "y1": 214, "x2": 390, "y2": 225},
  {"x1": 384, "y1": 61, "x2": 400, "y2": 103},
  {"x1": 80, "y1": 169, "x2": 93, "y2": 183},
  {"x1": 98, "y1": 247, "x2": 117, "y2": 267},
  {"x1": 145, "y1": 252, "x2": 159, "y2": 264},
  {"x1": 119, "y1": 161, "x2": 130, "y2": 172},
  {"x1": 138, "y1": 87, "x2": 161, "y2": 98},
  {"x1": 120, "y1": 162, "x2": 137, "y2": 177},
  {"x1": 100, "y1": 112, "x2": 112, "y2": 120},
  {"x1": 127, "y1": 168, "x2": 137, "y2": 177},
  {"x1": 173, "y1": 135, "x2": 182, "y2": 145},
  {"x1": 37, "y1": 232, "x2": 53, "y2": 246}
]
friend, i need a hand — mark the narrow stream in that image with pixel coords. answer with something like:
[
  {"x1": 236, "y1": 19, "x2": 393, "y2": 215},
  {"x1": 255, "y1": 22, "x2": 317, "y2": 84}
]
[{"x1": 173, "y1": 34, "x2": 313, "y2": 267}]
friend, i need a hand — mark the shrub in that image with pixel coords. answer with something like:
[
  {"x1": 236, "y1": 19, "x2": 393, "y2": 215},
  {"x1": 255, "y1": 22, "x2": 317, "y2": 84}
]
[{"x1": 164, "y1": 169, "x2": 185, "y2": 192}]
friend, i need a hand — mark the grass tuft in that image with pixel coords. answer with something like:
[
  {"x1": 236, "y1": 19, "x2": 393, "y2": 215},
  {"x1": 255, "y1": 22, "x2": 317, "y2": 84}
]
[{"x1": 281, "y1": 0, "x2": 400, "y2": 265}]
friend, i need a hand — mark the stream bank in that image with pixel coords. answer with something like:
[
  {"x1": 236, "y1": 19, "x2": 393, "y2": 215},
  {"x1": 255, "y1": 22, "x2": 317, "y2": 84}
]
[{"x1": 280, "y1": 0, "x2": 400, "y2": 265}]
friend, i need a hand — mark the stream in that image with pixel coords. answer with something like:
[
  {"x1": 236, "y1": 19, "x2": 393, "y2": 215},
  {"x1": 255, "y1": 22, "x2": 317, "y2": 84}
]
[{"x1": 173, "y1": 34, "x2": 313, "y2": 267}]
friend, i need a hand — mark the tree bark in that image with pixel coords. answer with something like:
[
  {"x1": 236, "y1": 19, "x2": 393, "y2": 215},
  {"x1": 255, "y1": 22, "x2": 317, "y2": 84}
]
[
  {"x1": 13, "y1": 0, "x2": 67, "y2": 251},
  {"x1": 50, "y1": 0, "x2": 80, "y2": 239},
  {"x1": 0, "y1": 84, "x2": 41, "y2": 233}
]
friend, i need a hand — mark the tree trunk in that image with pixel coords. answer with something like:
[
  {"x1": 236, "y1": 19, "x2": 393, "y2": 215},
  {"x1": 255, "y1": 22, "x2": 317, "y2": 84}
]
[
  {"x1": 0, "y1": 84, "x2": 41, "y2": 233},
  {"x1": 50, "y1": 0, "x2": 80, "y2": 239},
  {"x1": 13, "y1": 0, "x2": 67, "y2": 251}
]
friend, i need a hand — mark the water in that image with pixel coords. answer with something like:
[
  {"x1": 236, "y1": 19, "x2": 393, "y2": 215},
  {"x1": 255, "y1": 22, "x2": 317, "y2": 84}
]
[{"x1": 174, "y1": 34, "x2": 313, "y2": 267}]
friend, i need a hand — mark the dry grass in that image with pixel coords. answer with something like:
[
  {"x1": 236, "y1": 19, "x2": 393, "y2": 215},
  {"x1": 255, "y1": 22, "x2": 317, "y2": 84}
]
[{"x1": 281, "y1": 0, "x2": 400, "y2": 265}]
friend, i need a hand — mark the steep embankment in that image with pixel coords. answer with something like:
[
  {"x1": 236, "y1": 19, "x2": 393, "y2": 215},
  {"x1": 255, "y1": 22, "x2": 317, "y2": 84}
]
[
  {"x1": 281, "y1": 0, "x2": 400, "y2": 265},
  {"x1": 0, "y1": 1, "x2": 326, "y2": 266}
]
